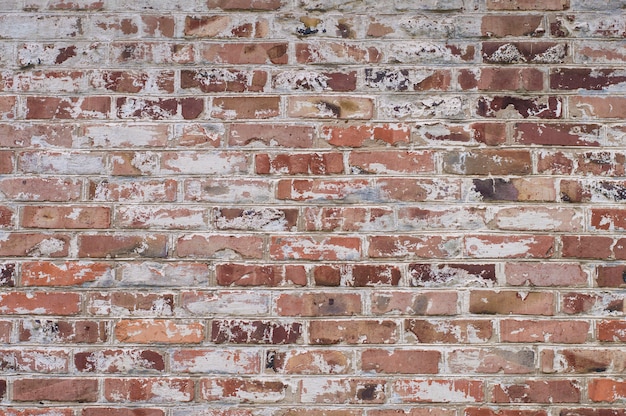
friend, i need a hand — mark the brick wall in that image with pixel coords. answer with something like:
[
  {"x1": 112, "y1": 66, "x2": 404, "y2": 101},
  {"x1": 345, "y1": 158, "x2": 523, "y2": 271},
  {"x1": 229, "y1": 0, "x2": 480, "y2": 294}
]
[{"x1": 1, "y1": 0, "x2": 626, "y2": 414}]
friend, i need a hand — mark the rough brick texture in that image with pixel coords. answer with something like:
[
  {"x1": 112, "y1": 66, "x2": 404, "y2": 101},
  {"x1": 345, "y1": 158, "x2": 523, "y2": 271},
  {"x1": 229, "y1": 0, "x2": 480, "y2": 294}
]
[{"x1": 1, "y1": 0, "x2": 625, "y2": 414}]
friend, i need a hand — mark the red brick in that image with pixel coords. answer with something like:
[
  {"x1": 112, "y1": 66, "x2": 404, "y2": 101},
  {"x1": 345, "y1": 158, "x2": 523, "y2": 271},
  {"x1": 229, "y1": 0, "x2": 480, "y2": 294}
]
[
  {"x1": 477, "y1": 96, "x2": 562, "y2": 119},
  {"x1": 493, "y1": 380, "x2": 580, "y2": 403},
  {"x1": 469, "y1": 291, "x2": 554, "y2": 315},
  {"x1": 465, "y1": 235, "x2": 555, "y2": 259},
  {"x1": 276, "y1": 292, "x2": 362, "y2": 316},
  {"x1": 378, "y1": 178, "x2": 462, "y2": 202},
  {"x1": 406, "y1": 319, "x2": 493, "y2": 343},
  {"x1": 472, "y1": 178, "x2": 557, "y2": 202},
  {"x1": 361, "y1": 349, "x2": 440, "y2": 374},
  {"x1": 22, "y1": 205, "x2": 110, "y2": 229},
  {"x1": 505, "y1": 262, "x2": 587, "y2": 287},
  {"x1": 588, "y1": 379, "x2": 626, "y2": 402},
  {"x1": 597, "y1": 265, "x2": 626, "y2": 288},
  {"x1": 549, "y1": 348, "x2": 621, "y2": 373},
  {"x1": 0, "y1": 291, "x2": 80, "y2": 315},
  {"x1": 212, "y1": 96, "x2": 279, "y2": 120},
  {"x1": 309, "y1": 320, "x2": 397, "y2": 344},
  {"x1": 463, "y1": 407, "x2": 544, "y2": 416},
  {"x1": 481, "y1": 15, "x2": 545, "y2": 37},
  {"x1": 270, "y1": 236, "x2": 361, "y2": 260},
  {"x1": 349, "y1": 150, "x2": 435, "y2": 174},
  {"x1": 271, "y1": 350, "x2": 351, "y2": 374},
  {"x1": 256, "y1": 152, "x2": 344, "y2": 175},
  {"x1": 322, "y1": 123, "x2": 410, "y2": 147},
  {"x1": 501, "y1": 319, "x2": 589, "y2": 343},
  {"x1": 184, "y1": 16, "x2": 269, "y2": 38},
  {"x1": 217, "y1": 264, "x2": 306, "y2": 287},
  {"x1": 111, "y1": 42, "x2": 195, "y2": 65},
  {"x1": 171, "y1": 349, "x2": 259, "y2": 374},
  {"x1": 514, "y1": 123, "x2": 601, "y2": 146},
  {"x1": 0, "y1": 321, "x2": 10, "y2": 343},
  {"x1": 0, "y1": 151, "x2": 13, "y2": 173},
  {"x1": 0, "y1": 96, "x2": 17, "y2": 119},
  {"x1": 78, "y1": 234, "x2": 168, "y2": 258},
  {"x1": 371, "y1": 291, "x2": 458, "y2": 315},
  {"x1": 22, "y1": 261, "x2": 113, "y2": 286},
  {"x1": 0, "y1": 410, "x2": 74, "y2": 416},
  {"x1": 365, "y1": 68, "x2": 451, "y2": 91},
  {"x1": 207, "y1": 0, "x2": 283, "y2": 10},
  {"x1": 559, "y1": 410, "x2": 626, "y2": 416},
  {"x1": 211, "y1": 320, "x2": 301, "y2": 344},
  {"x1": 274, "y1": 69, "x2": 357, "y2": 92},
  {"x1": 551, "y1": 68, "x2": 626, "y2": 90},
  {"x1": 81, "y1": 409, "x2": 164, "y2": 416},
  {"x1": 300, "y1": 378, "x2": 385, "y2": 404},
  {"x1": 449, "y1": 348, "x2": 535, "y2": 374},
  {"x1": 26, "y1": 96, "x2": 110, "y2": 119},
  {"x1": 590, "y1": 208, "x2": 626, "y2": 231},
  {"x1": 444, "y1": 149, "x2": 531, "y2": 175},
  {"x1": 104, "y1": 378, "x2": 194, "y2": 402},
  {"x1": 570, "y1": 96, "x2": 626, "y2": 119},
  {"x1": 93, "y1": 70, "x2": 174, "y2": 93},
  {"x1": 202, "y1": 43, "x2": 288, "y2": 64},
  {"x1": 18, "y1": 319, "x2": 108, "y2": 344},
  {"x1": 393, "y1": 379, "x2": 484, "y2": 403},
  {"x1": 14, "y1": 378, "x2": 98, "y2": 402},
  {"x1": 597, "y1": 320, "x2": 626, "y2": 342},
  {"x1": 75, "y1": 349, "x2": 165, "y2": 373},
  {"x1": 561, "y1": 235, "x2": 613, "y2": 259},
  {"x1": 487, "y1": 0, "x2": 569, "y2": 10},
  {"x1": 176, "y1": 234, "x2": 264, "y2": 259},
  {"x1": 313, "y1": 264, "x2": 401, "y2": 287},
  {"x1": 201, "y1": 377, "x2": 288, "y2": 403},
  {"x1": 228, "y1": 123, "x2": 315, "y2": 148},
  {"x1": 115, "y1": 320, "x2": 204, "y2": 344}
]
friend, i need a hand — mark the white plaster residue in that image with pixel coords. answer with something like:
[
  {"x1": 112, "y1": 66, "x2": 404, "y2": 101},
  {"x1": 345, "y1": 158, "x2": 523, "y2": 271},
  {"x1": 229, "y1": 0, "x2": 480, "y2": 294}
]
[
  {"x1": 466, "y1": 236, "x2": 537, "y2": 258},
  {"x1": 28, "y1": 238, "x2": 65, "y2": 257},
  {"x1": 150, "y1": 380, "x2": 191, "y2": 402},
  {"x1": 395, "y1": 379, "x2": 476, "y2": 403}
]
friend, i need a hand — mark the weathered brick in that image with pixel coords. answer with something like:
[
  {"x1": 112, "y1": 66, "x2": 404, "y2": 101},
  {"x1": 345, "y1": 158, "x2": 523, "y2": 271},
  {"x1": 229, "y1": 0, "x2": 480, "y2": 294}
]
[
  {"x1": 486, "y1": 0, "x2": 569, "y2": 10},
  {"x1": 300, "y1": 378, "x2": 385, "y2": 404},
  {"x1": 271, "y1": 350, "x2": 351, "y2": 374},
  {"x1": 589, "y1": 379, "x2": 626, "y2": 402},
  {"x1": 458, "y1": 68, "x2": 544, "y2": 91},
  {"x1": 477, "y1": 96, "x2": 562, "y2": 119},
  {"x1": 78, "y1": 234, "x2": 168, "y2": 258},
  {"x1": 465, "y1": 235, "x2": 555, "y2": 259},
  {"x1": 304, "y1": 207, "x2": 395, "y2": 232},
  {"x1": 349, "y1": 150, "x2": 435, "y2": 174},
  {"x1": 104, "y1": 378, "x2": 194, "y2": 402},
  {"x1": 448, "y1": 348, "x2": 535, "y2": 374},
  {"x1": 0, "y1": 291, "x2": 80, "y2": 315},
  {"x1": 483, "y1": 42, "x2": 567, "y2": 64},
  {"x1": 505, "y1": 262, "x2": 587, "y2": 287},
  {"x1": 176, "y1": 234, "x2": 264, "y2": 259},
  {"x1": 256, "y1": 152, "x2": 344, "y2": 175},
  {"x1": 270, "y1": 236, "x2": 361, "y2": 260},
  {"x1": 443, "y1": 149, "x2": 531, "y2": 175},
  {"x1": 551, "y1": 68, "x2": 626, "y2": 90},
  {"x1": 409, "y1": 263, "x2": 496, "y2": 287},
  {"x1": 0, "y1": 349, "x2": 69, "y2": 373},
  {"x1": 22, "y1": 205, "x2": 110, "y2": 229},
  {"x1": 228, "y1": 123, "x2": 315, "y2": 148},
  {"x1": 202, "y1": 43, "x2": 288, "y2": 64},
  {"x1": 322, "y1": 123, "x2": 410, "y2": 147},
  {"x1": 87, "y1": 292, "x2": 174, "y2": 316},
  {"x1": 115, "y1": 319, "x2": 204, "y2": 344},
  {"x1": 287, "y1": 96, "x2": 374, "y2": 119},
  {"x1": 211, "y1": 320, "x2": 301, "y2": 344},
  {"x1": 19, "y1": 319, "x2": 108, "y2": 344},
  {"x1": 180, "y1": 290, "x2": 270, "y2": 316},
  {"x1": 296, "y1": 42, "x2": 381, "y2": 64},
  {"x1": 171, "y1": 349, "x2": 259, "y2": 374},
  {"x1": 26, "y1": 96, "x2": 110, "y2": 119},
  {"x1": 481, "y1": 15, "x2": 545, "y2": 37},
  {"x1": 313, "y1": 264, "x2": 401, "y2": 287},
  {"x1": 216, "y1": 264, "x2": 306, "y2": 286},
  {"x1": 201, "y1": 378, "x2": 288, "y2": 403},
  {"x1": 369, "y1": 235, "x2": 461, "y2": 259},
  {"x1": 406, "y1": 319, "x2": 493, "y2": 343},
  {"x1": 393, "y1": 379, "x2": 484, "y2": 403},
  {"x1": 212, "y1": 96, "x2": 280, "y2": 120},
  {"x1": 493, "y1": 380, "x2": 580, "y2": 403},
  {"x1": 75, "y1": 349, "x2": 165, "y2": 373}
]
